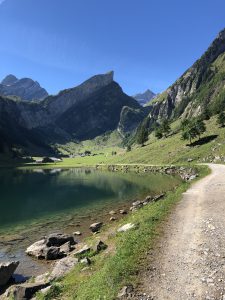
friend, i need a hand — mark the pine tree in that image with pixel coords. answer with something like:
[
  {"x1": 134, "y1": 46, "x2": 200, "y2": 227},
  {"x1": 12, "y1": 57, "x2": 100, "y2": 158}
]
[
  {"x1": 155, "y1": 127, "x2": 163, "y2": 139},
  {"x1": 195, "y1": 119, "x2": 206, "y2": 139},
  {"x1": 136, "y1": 124, "x2": 149, "y2": 146},
  {"x1": 161, "y1": 119, "x2": 171, "y2": 137},
  {"x1": 217, "y1": 111, "x2": 225, "y2": 127}
]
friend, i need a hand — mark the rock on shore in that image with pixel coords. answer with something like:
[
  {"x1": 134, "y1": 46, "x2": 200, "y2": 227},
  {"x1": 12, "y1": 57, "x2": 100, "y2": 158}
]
[{"x1": 0, "y1": 261, "x2": 19, "y2": 286}]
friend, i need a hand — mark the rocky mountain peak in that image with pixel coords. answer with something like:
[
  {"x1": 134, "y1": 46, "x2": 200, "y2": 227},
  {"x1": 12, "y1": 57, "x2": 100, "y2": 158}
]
[
  {"x1": 133, "y1": 89, "x2": 156, "y2": 106},
  {"x1": 1, "y1": 74, "x2": 18, "y2": 86},
  {"x1": 0, "y1": 75, "x2": 48, "y2": 101}
]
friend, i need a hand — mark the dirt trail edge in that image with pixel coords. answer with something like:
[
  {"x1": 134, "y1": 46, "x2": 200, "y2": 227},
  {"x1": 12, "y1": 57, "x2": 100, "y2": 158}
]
[{"x1": 136, "y1": 164, "x2": 225, "y2": 300}]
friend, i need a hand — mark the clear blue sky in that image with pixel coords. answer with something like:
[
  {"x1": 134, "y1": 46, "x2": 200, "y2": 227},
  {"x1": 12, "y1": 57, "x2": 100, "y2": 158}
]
[{"x1": 0, "y1": 0, "x2": 224, "y2": 96}]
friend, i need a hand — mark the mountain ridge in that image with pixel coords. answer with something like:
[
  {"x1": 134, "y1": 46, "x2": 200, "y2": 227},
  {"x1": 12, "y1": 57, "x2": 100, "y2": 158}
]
[
  {"x1": 0, "y1": 71, "x2": 145, "y2": 155},
  {"x1": 0, "y1": 74, "x2": 48, "y2": 101}
]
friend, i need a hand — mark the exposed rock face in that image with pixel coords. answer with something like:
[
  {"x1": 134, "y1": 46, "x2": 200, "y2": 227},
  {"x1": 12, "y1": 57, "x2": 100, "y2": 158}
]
[
  {"x1": 118, "y1": 105, "x2": 151, "y2": 136},
  {"x1": 133, "y1": 89, "x2": 156, "y2": 106},
  {"x1": 146, "y1": 28, "x2": 225, "y2": 121},
  {"x1": 0, "y1": 74, "x2": 48, "y2": 101},
  {"x1": 55, "y1": 81, "x2": 140, "y2": 140},
  {"x1": 0, "y1": 261, "x2": 19, "y2": 286}
]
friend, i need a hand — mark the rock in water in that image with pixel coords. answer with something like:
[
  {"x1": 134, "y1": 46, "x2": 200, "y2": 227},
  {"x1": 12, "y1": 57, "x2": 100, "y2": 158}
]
[
  {"x1": 25, "y1": 239, "x2": 46, "y2": 259},
  {"x1": 46, "y1": 233, "x2": 76, "y2": 247},
  {"x1": 0, "y1": 261, "x2": 19, "y2": 286},
  {"x1": 26, "y1": 233, "x2": 76, "y2": 260}
]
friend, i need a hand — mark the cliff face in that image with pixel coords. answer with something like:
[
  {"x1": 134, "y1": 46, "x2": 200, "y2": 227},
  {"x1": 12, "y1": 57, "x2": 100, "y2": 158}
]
[
  {"x1": 0, "y1": 75, "x2": 48, "y2": 101},
  {"x1": 147, "y1": 28, "x2": 225, "y2": 121}
]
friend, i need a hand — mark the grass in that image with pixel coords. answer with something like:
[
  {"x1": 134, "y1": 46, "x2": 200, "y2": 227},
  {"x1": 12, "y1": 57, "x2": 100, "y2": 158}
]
[
  {"x1": 38, "y1": 166, "x2": 209, "y2": 300},
  {"x1": 19, "y1": 115, "x2": 225, "y2": 170}
]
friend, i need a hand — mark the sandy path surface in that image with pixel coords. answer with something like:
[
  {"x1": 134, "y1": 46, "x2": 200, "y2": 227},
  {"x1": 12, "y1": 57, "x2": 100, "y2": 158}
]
[{"x1": 135, "y1": 164, "x2": 225, "y2": 300}]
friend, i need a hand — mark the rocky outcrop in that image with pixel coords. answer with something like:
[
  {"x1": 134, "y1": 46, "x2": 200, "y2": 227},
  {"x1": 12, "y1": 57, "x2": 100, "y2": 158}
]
[
  {"x1": 133, "y1": 89, "x2": 156, "y2": 106},
  {"x1": 26, "y1": 233, "x2": 76, "y2": 260},
  {"x1": 146, "y1": 28, "x2": 225, "y2": 122},
  {"x1": 0, "y1": 74, "x2": 48, "y2": 101},
  {"x1": 118, "y1": 105, "x2": 151, "y2": 136},
  {"x1": 0, "y1": 261, "x2": 19, "y2": 286}
]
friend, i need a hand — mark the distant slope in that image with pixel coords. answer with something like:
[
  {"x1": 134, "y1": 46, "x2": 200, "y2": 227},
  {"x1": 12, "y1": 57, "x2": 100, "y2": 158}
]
[
  {"x1": 0, "y1": 74, "x2": 48, "y2": 101},
  {"x1": 133, "y1": 89, "x2": 156, "y2": 106}
]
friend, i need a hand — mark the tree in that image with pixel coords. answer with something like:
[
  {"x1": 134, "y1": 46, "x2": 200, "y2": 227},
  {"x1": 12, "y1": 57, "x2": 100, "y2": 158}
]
[
  {"x1": 126, "y1": 145, "x2": 131, "y2": 152},
  {"x1": 217, "y1": 111, "x2": 225, "y2": 127},
  {"x1": 154, "y1": 119, "x2": 171, "y2": 139},
  {"x1": 136, "y1": 124, "x2": 149, "y2": 146},
  {"x1": 195, "y1": 119, "x2": 206, "y2": 139},
  {"x1": 181, "y1": 125, "x2": 198, "y2": 144},
  {"x1": 155, "y1": 127, "x2": 163, "y2": 139},
  {"x1": 201, "y1": 107, "x2": 211, "y2": 121},
  {"x1": 181, "y1": 118, "x2": 206, "y2": 144},
  {"x1": 161, "y1": 119, "x2": 171, "y2": 137},
  {"x1": 180, "y1": 119, "x2": 190, "y2": 131}
]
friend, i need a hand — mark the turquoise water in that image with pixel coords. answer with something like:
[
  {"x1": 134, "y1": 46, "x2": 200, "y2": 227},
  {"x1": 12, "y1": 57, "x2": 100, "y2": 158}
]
[
  {"x1": 0, "y1": 168, "x2": 181, "y2": 277},
  {"x1": 0, "y1": 168, "x2": 180, "y2": 232}
]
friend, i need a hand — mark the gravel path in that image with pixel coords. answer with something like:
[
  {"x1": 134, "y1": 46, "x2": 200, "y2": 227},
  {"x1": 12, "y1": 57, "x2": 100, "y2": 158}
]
[{"x1": 135, "y1": 164, "x2": 225, "y2": 300}]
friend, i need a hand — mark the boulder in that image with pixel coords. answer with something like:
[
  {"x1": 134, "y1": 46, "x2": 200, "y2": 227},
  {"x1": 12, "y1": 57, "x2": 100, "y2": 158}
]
[
  {"x1": 46, "y1": 233, "x2": 76, "y2": 247},
  {"x1": 73, "y1": 231, "x2": 82, "y2": 236},
  {"x1": 110, "y1": 217, "x2": 117, "y2": 221},
  {"x1": 43, "y1": 246, "x2": 60, "y2": 260},
  {"x1": 89, "y1": 222, "x2": 103, "y2": 233},
  {"x1": 0, "y1": 261, "x2": 19, "y2": 286},
  {"x1": 93, "y1": 240, "x2": 108, "y2": 253},
  {"x1": 26, "y1": 233, "x2": 76, "y2": 260},
  {"x1": 4, "y1": 282, "x2": 49, "y2": 300},
  {"x1": 117, "y1": 223, "x2": 136, "y2": 233},
  {"x1": 59, "y1": 241, "x2": 72, "y2": 256},
  {"x1": 25, "y1": 239, "x2": 46, "y2": 259},
  {"x1": 109, "y1": 210, "x2": 116, "y2": 215},
  {"x1": 80, "y1": 257, "x2": 91, "y2": 265},
  {"x1": 74, "y1": 244, "x2": 90, "y2": 256},
  {"x1": 119, "y1": 209, "x2": 127, "y2": 215},
  {"x1": 50, "y1": 257, "x2": 78, "y2": 280}
]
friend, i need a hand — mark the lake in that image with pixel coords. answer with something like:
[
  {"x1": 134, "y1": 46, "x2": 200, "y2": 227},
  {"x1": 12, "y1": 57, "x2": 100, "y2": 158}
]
[{"x1": 0, "y1": 168, "x2": 181, "y2": 277}]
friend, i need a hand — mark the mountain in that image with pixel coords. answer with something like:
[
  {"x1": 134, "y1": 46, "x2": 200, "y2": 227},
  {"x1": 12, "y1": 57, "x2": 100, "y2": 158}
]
[
  {"x1": 133, "y1": 89, "x2": 156, "y2": 106},
  {"x1": 144, "y1": 28, "x2": 225, "y2": 125},
  {"x1": 0, "y1": 74, "x2": 48, "y2": 101},
  {"x1": 0, "y1": 71, "x2": 145, "y2": 155}
]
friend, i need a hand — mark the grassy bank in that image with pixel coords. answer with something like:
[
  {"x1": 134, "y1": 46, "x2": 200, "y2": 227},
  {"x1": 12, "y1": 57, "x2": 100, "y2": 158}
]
[{"x1": 38, "y1": 166, "x2": 210, "y2": 300}]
